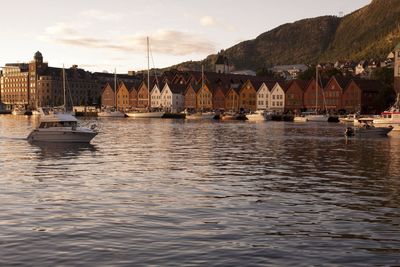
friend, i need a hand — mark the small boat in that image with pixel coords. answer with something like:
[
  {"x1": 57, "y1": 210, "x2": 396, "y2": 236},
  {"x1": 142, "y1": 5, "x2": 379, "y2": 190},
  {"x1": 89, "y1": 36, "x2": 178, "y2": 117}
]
[
  {"x1": 293, "y1": 115, "x2": 308, "y2": 122},
  {"x1": 373, "y1": 93, "x2": 400, "y2": 131},
  {"x1": 98, "y1": 107, "x2": 125, "y2": 117},
  {"x1": 339, "y1": 114, "x2": 358, "y2": 123},
  {"x1": 305, "y1": 113, "x2": 329, "y2": 122},
  {"x1": 185, "y1": 111, "x2": 216, "y2": 120},
  {"x1": 125, "y1": 109, "x2": 165, "y2": 118},
  {"x1": 12, "y1": 106, "x2": 26, "y2": 115},
  {"x1": 345, "y1": 122, "x2": 392, "y2": 137},
  {"x1": 246, "y1": 110, "x2": 266, "y2": 121},
  {"x1": 27, "y1": 108, "x2": 98, "y2": 143},
  {"x1": 221, "y1": 112, "x2": 247, "y2": 121},
  {"x1": 31, "y1": 110, "x2": 41, "y2": 116}
]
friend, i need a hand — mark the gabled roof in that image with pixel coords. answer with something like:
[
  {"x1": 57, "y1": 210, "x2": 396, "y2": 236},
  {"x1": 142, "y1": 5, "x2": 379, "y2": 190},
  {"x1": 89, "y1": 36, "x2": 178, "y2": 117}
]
[
  {"x1": 120, "y1": 80, "x2": 141, "y2": 92},
  {"x1": 215, "y1": 55, "x2": 227, "y2": 65},
  {"x1": 272, "y1": 81, "x2": 288, "y2": 92},
  {"x1": 168, "y1": 83, "x2": 187, "y2": 94},
  {"x1": 287, "y1": 79, "x2": 308, "y2": 91},
  {"x1": 333, "y1": 76, "x2": 352, "y2": 89},
  {"x1": 101, "y1": 82, "x2": 114, "y2": 94}
]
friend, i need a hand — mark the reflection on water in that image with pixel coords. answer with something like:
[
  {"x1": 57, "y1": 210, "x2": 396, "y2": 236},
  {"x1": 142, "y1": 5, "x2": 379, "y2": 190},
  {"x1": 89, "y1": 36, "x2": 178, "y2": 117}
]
[
  {"x1": 1, "y1": 115, "x2": 400, "y2": 266},
  {"x1": 31, "y1": 142, "x2": 98, "y2": 159}
]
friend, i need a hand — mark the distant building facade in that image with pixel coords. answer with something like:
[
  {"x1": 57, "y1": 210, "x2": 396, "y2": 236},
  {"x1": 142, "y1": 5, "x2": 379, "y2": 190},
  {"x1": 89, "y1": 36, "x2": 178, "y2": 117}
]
[{"x1": 0, "y1": 52, "x2": 142, "y2": 110}]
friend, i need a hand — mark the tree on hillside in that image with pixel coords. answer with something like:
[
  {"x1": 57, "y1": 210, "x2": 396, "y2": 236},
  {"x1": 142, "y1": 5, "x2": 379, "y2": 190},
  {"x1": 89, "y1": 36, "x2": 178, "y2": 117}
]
[{"x1": 371, "y1": 67, "x2": 396, "y2": 110}]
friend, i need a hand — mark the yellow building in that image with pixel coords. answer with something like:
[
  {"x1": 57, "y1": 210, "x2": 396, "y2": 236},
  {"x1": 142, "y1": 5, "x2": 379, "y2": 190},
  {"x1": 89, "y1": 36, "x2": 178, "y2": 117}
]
[
  {"x1": 239, "y1": 80, "x2": 257, "y2": 111},
  {"x1": 116, "y1": 82, "x2": 130, "y2": 111}
]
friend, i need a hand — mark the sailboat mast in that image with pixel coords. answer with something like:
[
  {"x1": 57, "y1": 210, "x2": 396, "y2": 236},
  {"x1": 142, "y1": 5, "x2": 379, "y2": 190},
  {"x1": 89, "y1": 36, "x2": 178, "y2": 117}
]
[
  {"x1": 315, "y1": 65, "x2": 318, "y2": 112},
  {"x1": 201, "y1": 64, "x2": 204, "y2": 112},
  {"x1": 114, "y1": 68, "x2": 117, "y2": 109},
  {"x1": 147, "y1": 36, "x2": 150, "y2": 109},
  {"x1": 63, "y1": 64, "x2": 66, "y2": 111}
]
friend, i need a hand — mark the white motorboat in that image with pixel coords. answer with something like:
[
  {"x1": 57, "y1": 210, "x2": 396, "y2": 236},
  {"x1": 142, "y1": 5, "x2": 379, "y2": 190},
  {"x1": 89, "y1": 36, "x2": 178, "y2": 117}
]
[
  {"x1": 246, "y1": 110, "x2": 266, "y2": 121},
  {"x1": 293, "y1": 115, "x2": 308, "y2": 122},
  {"x1": 373, "y1": 94, "x2": 400, "y2": 131},
  {"x1": 27, "y1": 67, "x2": 98, "y2": 143},
  {"x1": 27, "y1": 108, "x2": 98, "y2": 143},
  {"x1": 98, "y1": 107, "x2": 125, "y2": 117}
]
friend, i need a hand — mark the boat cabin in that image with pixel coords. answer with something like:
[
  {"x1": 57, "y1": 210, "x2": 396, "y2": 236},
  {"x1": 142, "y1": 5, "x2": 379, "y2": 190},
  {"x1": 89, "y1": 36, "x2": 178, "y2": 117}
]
[{"x1": 39, "y1": 121, "x2": 77, "y2": 128}]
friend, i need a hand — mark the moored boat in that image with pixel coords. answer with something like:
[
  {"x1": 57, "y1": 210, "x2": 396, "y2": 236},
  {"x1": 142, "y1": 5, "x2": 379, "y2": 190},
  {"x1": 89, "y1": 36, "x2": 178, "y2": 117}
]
[
  {"x1": 345, "y1": 124, "x2": 392, "y2": 137},
  {"x1": 12, "y1": 106, "x2": 26, "y2": 115},
  {"x1": 246, "y1": 110, "x2": 266, "y2": 121},
  {"x1": 98, "y1": 107, "x2": 125, "y2": 117},
  {"x1": 372, "y1": 94, "x2": 400, "y2": 131}
]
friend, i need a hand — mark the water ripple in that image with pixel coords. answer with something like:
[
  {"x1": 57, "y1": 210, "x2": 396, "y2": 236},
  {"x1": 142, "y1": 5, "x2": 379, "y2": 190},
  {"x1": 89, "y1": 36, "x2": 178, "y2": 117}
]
[{"x1": 1, "y1": 116, "x2": 400, "y2": 266}]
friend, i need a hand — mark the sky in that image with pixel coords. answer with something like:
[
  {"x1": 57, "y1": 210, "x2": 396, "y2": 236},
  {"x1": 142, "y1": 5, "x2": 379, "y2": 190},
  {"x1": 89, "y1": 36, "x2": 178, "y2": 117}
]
[{"x1": 0, "y1": 0, "x2": 371, "y2": 74}]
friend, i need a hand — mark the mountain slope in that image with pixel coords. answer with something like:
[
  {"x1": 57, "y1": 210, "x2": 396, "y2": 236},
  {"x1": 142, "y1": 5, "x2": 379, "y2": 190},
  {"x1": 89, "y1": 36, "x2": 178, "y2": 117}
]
[
  {"x1": 169, "y1": 0, "x2": 400, "y2": 72},
  {"x1": 322, "y1": 0, "x2": 400, "y2": 60}
]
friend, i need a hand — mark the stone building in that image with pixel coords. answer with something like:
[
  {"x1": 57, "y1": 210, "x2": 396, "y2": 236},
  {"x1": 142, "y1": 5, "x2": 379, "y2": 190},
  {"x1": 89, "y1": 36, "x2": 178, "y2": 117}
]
[{"x1": 1, "y1": 52, "x2": 100, "y2": 109}]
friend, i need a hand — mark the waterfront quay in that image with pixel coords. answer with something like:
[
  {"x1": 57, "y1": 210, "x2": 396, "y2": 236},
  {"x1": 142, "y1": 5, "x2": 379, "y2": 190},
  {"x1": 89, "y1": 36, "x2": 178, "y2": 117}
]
[{"x1": 2, "y1": 51, "x2": 397, "y2": 117}]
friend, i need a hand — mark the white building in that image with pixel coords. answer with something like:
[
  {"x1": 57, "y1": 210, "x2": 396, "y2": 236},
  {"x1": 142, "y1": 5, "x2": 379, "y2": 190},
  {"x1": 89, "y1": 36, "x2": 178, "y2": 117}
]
[
  {"x1": 270, "y1": 82, "x2": 286, "y2": 113},
  {"x1": 160, "y1": 83, "x2": 185, "y2": 112},
  {"x1": 150, "y1": 84, "x2": 162, "y2": 108},
  {"x1": 256, "y1": 82, "x2": 272, "y2": 110}
]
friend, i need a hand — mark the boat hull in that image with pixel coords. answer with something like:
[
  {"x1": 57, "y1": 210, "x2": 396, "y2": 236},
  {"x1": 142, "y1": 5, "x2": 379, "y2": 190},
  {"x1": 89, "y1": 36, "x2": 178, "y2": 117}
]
[
  {"x1": 28, "y1": 129, "x2": 97, "y2": 143},
  {"x1": 12, "y1": 110, "x2": 26, "y2": 115},
  {"x1": 345, "y1": 127, "x2": 392, "y2": 137},
  {"x1": 306, "y1": 115, "x2": 329, "y2": 122},
  {"x1": 293, "y1": 116, "x2": 308, "y2": 122},
  {"x1": 98, "y1": 111, "x2": 125, "y2": 117},
  {"x1": 125, "y1": 111, "x2": 165, "y2": 118},
  {"x1": 185, "y1": 111, "x2": 216, "y2": 120}
]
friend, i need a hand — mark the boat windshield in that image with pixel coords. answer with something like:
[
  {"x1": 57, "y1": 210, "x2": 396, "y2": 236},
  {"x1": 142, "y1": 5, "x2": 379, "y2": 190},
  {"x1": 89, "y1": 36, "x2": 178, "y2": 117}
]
[{"x1": 39, "y1": 121, "x2": 78, "y2": 128}]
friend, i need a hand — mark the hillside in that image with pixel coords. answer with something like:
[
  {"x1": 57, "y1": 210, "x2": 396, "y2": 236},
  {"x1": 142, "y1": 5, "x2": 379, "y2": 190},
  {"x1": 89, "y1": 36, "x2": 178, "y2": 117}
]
[{"x1": 168, "y1": 0, "x2": 400, "y2": 72}]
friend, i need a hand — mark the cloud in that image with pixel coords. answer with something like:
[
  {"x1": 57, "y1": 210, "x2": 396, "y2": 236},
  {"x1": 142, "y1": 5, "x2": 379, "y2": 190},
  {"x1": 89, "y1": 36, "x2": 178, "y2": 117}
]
[
  {"x1": 122, "y1": 30, "x2": 216, "y2": 55},
  {"x1": 45, "y1": 23, "x2": 79, "y2": 35},
  {"x1": 199, "y1": 15, "x2": 235, "y2": 32},
  {"x1": 200, "y1": 16, "x2": 216, "y2": 26},
  {"x1": 39, "y1": 24, "x2": 216, "y2": 56}
]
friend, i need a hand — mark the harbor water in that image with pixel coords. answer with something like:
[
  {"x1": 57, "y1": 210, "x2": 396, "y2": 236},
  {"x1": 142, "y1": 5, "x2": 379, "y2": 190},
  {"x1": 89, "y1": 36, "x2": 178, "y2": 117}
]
[{"x1": 1, "y1": 115, "x2": 400, "y2": 266}]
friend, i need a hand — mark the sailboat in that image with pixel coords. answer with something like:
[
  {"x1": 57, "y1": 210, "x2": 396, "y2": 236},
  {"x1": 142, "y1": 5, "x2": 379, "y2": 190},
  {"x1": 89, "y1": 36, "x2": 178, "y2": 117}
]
[
  {"x1": 125, "y1": 37, "x2": 164, "y2": 118},
  {"x1": 27, "y1": 66, "x2": 98, "y2": 143},
  {"x1": 98, "y1": 69, "x2": 125, "y2": 117},
  {"x1": 296, "y1": 65, "x2": 329, "y2": 122},
  {"x1": 186, "y1": 65, "x2": 216, "y2": 120}
]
